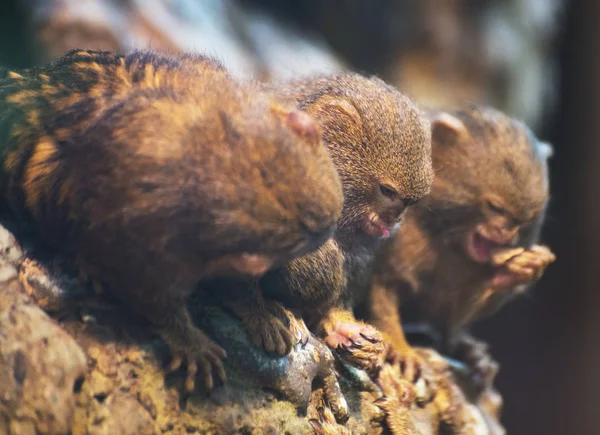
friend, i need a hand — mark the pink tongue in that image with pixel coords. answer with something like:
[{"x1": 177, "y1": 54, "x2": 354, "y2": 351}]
[
  {"x1": 365, "y1": 215, "x2": 392, "y2": 238},
  {"x1": 472, "y1": 232, "x2": 495, "y2": 261}
]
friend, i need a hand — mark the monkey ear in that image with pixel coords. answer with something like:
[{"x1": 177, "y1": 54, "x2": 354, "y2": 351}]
[
  {"x1": 218, "y1": 110, "x2": 242, "y2": 145},
  {"x1": 430, "y1": 112, "x2": 467, "y2": 146},
  {"x1": 307, "y1": 97, "x2": 362, "y2": 148},
  {"x1": 537, "y1": 141, "x2": 554, "y2": 160},
  {"x1": 270, "y1": 106, "x2": 321, "y2": 146},
  {"x1": 314, "y1": 98, "x2": 362, "y2": 129}
]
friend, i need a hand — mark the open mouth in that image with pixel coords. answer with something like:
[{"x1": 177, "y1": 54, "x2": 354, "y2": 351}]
[
  {"x1": 362, "y1": 212, "x2": 393, "y2": 239},
  {"x1": 465, "y1": 229, "x2": 504, "y2": 263}
]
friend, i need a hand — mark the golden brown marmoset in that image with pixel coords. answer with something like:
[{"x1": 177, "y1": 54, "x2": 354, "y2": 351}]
[
  {"x1": 366, "y1": 104, "x2": 555, "y2": 394},
  {"x1": 225, "y1": 73, "x2": 433, "y2": 374},
  {"x1": 0, "y1": 49, "x2": 344, "y2": 392}
]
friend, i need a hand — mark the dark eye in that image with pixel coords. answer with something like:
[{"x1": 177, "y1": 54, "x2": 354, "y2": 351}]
[
  {"x1": 487, "y1": 200, "x2": 505, "y2": 214},
  {"x1": 379, "y1": 184, "x2": 397, "y2": 199}
]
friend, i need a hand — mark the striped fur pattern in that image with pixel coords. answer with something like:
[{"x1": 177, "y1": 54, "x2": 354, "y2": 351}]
[{"x1": 0, "y1": 49, "x2": 344, "y2": 391}]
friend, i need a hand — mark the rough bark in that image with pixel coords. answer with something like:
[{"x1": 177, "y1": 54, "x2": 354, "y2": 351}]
[{"x1": 0, "y1": 223, "x2": 504, "y2": 435}]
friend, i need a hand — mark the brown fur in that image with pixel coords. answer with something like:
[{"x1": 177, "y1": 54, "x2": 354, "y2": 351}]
[
  {"x1": 367, "y1": 104, "x2": 554, "y2": 388},
  {"x1": 0, "y1": 49, "x2": 343, "y2": 391},
  {"x1": 229, "y1": 73, "x2": 433, "y2": 371}
]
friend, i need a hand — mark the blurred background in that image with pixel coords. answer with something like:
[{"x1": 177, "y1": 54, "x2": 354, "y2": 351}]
[{"x1": 0, "y1": 1, "x2": 595, "y2": 434}]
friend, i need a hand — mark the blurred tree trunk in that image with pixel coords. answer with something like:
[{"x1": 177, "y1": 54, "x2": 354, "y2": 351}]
[{"x1": 558, "y1": 1, "x2": 600, "y2": 434}]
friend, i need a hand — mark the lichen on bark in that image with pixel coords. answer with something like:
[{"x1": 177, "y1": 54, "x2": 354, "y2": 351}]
[{"x1": 0, "y1": 224, "x2": 504, "y2": 434}]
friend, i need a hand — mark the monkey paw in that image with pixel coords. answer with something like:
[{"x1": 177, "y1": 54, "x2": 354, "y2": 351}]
[
  {"x1": 373, "y1": 364, "x2": 419, "y2": 433},
  {"x1": 165, "y1": 330, "x2": 227, "y2": 393},
  {"x1": 308, "y1": 387, "x2": 351, "y2": 434},
  {"x1": 325, "y1": 322, "x2": 385, "y2": 377},
  {"x1": 491, "y1": 244, "x2": 555, "y2": 289},
  {"x1": 450, "y1": 334, "x2": 499, "y2": 399},
  {"x1": 239, "y1": 299, "x2": 296, "y2": 355},
  {"x1": 200, "y1": 306, "x2": 349, "y2": 422},
  {"x1": 387, "y1": 346, "x2": 437, "y2": 405}
]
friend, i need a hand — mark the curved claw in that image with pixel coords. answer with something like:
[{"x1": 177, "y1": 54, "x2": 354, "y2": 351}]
[
  {"x1": 309, "y1": 419, "x2": 324, "y2": 432},
  {"x1": 164, "y1": 334, "x2": 227, "y2": 394},
  {"x1": 376, "y1": 364, "x2": 418, "y2": 408},
  {"x1": 373, "y1": 397, "x2": 387, "y2": 407},
  {"x1": 386, "y1": 348, "x2": 437, "y2": 405},
  {"x1": 399, "y1": 356, "x2": 422, "y2": 384},
  {"x1": 325, "y1": 322, "x2": 385, "y2": 376},
  {"x1": 301, "y1": 333, "x2": 310, "y2": 347},
  {"x1": 348, "y1": 337, "x2": 363, "y2": 349},
  {"x1": 360, "y1": 332, "x2": 380, "y2": 343}
]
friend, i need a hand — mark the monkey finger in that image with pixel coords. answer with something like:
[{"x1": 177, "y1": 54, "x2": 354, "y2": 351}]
[
  {"x1": 320, "y1": 404, "x2": 337, "y2": 424},
  {"x1": 260, "y1": 327, "x2": 278, "y2": 354},
  {"x1": 400, "y1": 357, "x2": 420, "y2": 383},
  {"x1": 506, "y1": 262, "x2": 535, "y2": 279},
  {"x1": 301, "y1": 332, "x2": 309, "y2": 347},
  {"x1": 264, "y1": 301, "x2": 291, "y2": 328},
  {"x1": 248, "y1": 327, "x2": 266, "y2": 351},
  {"x1": 491, "y1": 247, "x2": 525, "y2": 266},
  {"x1": 527, "y1": 259, "x2": 547, "y2": 271},
  {"x1": 524, "y1": 254, "x2": 551, "y2": 269},
  {"x1": 506, "y1": 251, "x2": 542, "y2": 268},
  {"x1": 184, "y1": 376, "x2": 195, "y2": 393},
  {"x1": 527, "y1": 246, "x2": 556, "y2": 266},
  {"x1": 348, "y1": 337, "x2": 364, "y2": 349},
  {"x1": 260, "y1": 318, "x2": 291, "y2": 355},
  {"x1": 407, "y1": 359, "x2": 421, "y2": 383},
  {"x1": 358, "y1": 326, "x2": 381, "y2": 343},
  {"x1": 167, "y1": 353, "x2": 184, "y2": 373},
  {"x1": 323, "y1": 375, "x2": 349, "y2": 423},
  {"x1": 530, "y1": 245, "x2": 555, "y2": 257},
  {"x1": 515, "y1": 261, "x2": 545, "y2": 279},
  {"x1": 514, "y1": 266, "x2": 535, "y2": 279},
  {"x1": 260, "y1": 319, "x2": 288, "y2": 355},
  {"x1": 277, "y1": 327, "x2": 294, "y2": 355},
  {"x1": 536, "y1": 255, "x2": 556, "y2": 269},
  {"x1": 541, "y1": 254, "x2": 556, "y2": 266},
  {"x1": 292, "y1": 324, "x2": 303, "y2": 344},
  {"x1": 369, "y1": 398, "x2": 387, "y2": 422},
  {"x1": 338, "y1": 343, "x2": 352, "y2": 356},
  {"x1": 208, "y1": 343, "x2": 227, "y2": 360},
  {"x1": 198, "y1": 358, "x2": 214, "y2": 392},
  {"x1": 206, "y1": 351, "x2": 227, "y2": 384},
  {"x1": 308, "y1": 419, "x2": 324, "y2": 433},
  {"x1": 414, "y1": 376, "x2": 433, "y2": 405},
  {"x1": 325, "y1": 331, "x2": 349, "y2": 349},
  {"x1": 334, "y1": 322, "x2": 368, "y2": 339},
  {"x1": 184, "y1": 361, "x2": 198, "y2": 393}
]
